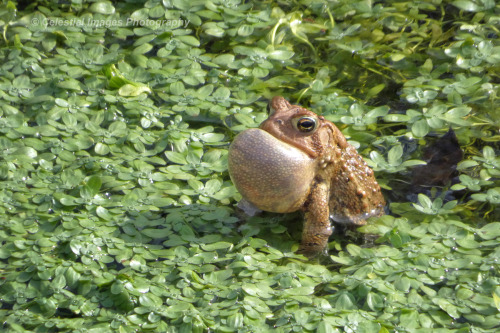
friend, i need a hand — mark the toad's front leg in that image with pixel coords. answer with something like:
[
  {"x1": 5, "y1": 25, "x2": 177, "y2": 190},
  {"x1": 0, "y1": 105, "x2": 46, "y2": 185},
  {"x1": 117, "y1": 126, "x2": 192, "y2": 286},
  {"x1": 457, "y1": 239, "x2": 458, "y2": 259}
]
[{"x1": 298, "y1": 180, "x2": 332, "y2": 257}]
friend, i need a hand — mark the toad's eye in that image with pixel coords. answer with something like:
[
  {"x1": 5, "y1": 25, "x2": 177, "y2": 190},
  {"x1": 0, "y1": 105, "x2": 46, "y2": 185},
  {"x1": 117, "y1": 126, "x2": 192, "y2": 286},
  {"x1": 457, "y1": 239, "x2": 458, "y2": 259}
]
[{"x1": 293, "y1": 116, "x2": 318, "y2": 133}]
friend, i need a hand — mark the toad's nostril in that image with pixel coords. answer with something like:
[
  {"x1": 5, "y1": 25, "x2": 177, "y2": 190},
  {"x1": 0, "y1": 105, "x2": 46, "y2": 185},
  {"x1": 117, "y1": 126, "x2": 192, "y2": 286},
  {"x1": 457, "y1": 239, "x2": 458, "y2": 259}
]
[{"x1": 266, "y1": 103, "x2": 273, "y2": 114}]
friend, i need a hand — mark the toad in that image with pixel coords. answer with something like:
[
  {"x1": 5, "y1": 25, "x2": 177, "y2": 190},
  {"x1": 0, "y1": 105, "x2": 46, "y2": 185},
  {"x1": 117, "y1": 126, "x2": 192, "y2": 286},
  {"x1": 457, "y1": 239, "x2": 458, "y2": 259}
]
[{"x1": 228, "y1": 96, "x2": 385, "y2": 256}]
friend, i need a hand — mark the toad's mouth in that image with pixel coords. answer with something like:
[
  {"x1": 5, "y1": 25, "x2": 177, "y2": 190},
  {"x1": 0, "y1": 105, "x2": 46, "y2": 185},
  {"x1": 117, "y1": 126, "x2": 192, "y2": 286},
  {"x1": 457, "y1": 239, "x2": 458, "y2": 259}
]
[{"x1": 228, "y1": 128, "x2": 316, "y2": 213}]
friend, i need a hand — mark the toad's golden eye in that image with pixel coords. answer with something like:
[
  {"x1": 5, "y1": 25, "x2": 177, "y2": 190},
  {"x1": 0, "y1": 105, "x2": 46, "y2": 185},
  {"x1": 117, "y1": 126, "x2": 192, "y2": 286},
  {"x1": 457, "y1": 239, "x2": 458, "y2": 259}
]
[{"x1": 293, "y1": 116, "x2": 318, "y2": 133}]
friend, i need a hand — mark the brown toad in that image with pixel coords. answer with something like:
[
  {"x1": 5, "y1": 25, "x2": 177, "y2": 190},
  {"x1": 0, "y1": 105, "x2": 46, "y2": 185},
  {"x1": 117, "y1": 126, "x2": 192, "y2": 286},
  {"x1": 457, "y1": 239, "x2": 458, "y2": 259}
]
[{"x1": 228, "y1": 96, "x2": 385, "y2": 256}]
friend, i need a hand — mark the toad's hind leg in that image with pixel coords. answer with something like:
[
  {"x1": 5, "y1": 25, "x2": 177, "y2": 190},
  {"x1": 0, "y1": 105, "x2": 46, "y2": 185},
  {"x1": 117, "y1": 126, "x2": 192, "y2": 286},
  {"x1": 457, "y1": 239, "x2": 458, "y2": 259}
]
[{"x1": 298, "y1": 180, "x2": 332, "y2": 257}]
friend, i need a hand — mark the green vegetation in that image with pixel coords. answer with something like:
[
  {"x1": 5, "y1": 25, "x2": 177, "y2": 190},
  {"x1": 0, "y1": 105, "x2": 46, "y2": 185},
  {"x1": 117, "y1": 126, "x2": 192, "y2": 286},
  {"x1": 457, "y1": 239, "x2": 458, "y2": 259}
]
[{"x1": 1, "y1": 0, "x2": 499, "y2": 331}]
